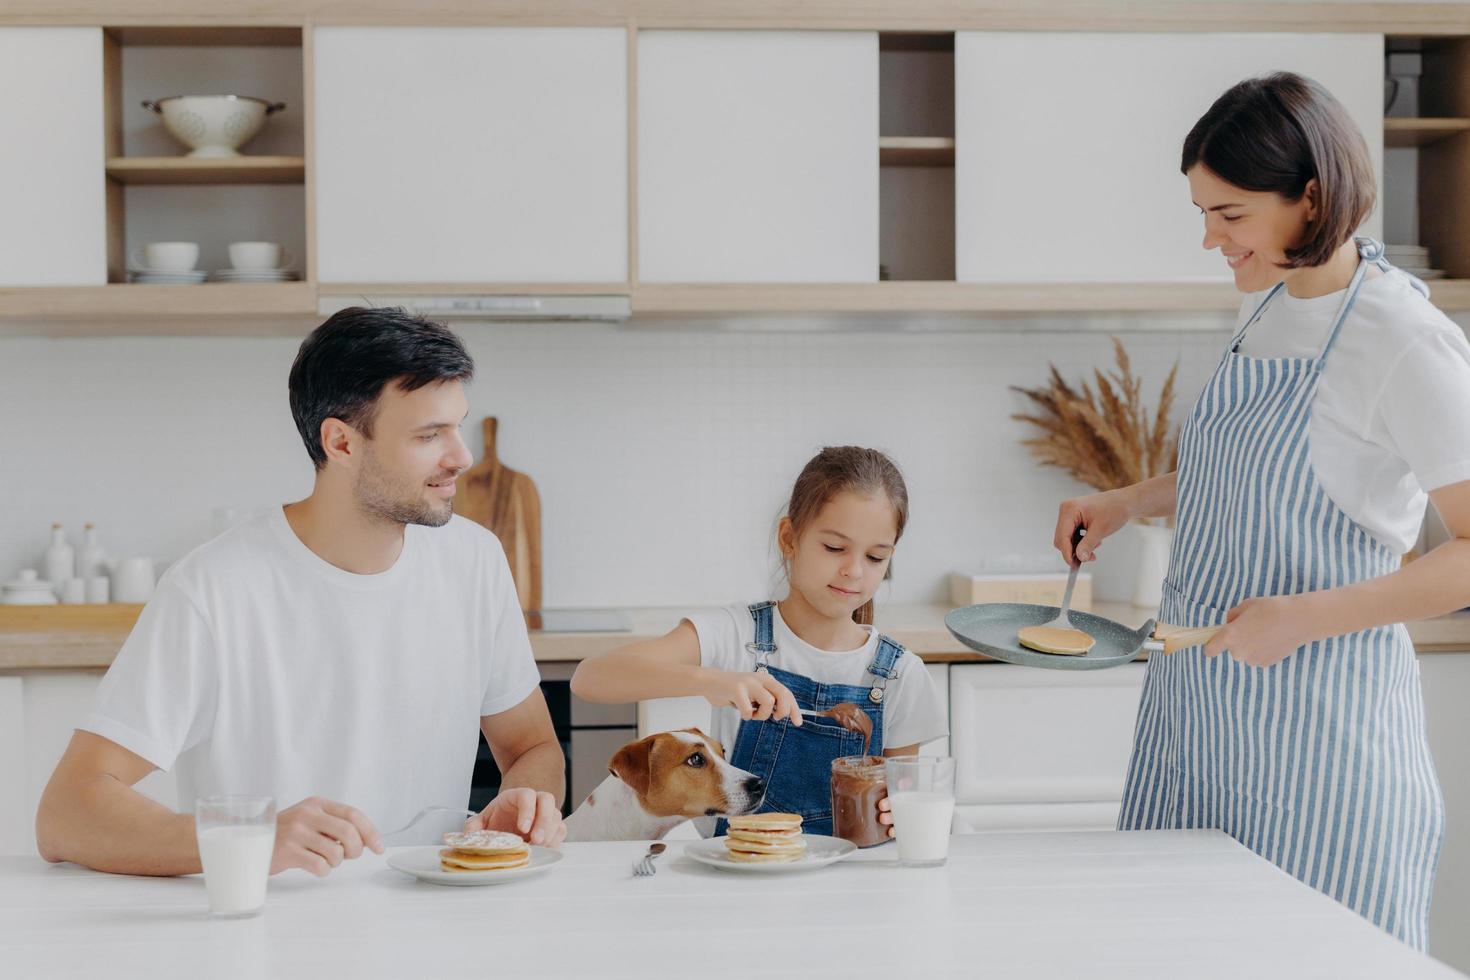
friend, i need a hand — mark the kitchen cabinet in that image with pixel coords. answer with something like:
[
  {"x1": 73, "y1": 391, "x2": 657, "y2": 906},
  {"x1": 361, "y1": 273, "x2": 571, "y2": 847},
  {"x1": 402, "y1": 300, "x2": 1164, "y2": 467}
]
[
  {"x1": 954, "y1": 32, "x2": 1383, "y2": 284},
  {"x1": 949, "y1": 661, "x2": 1146, "y2": 832},
  {"x1": 1419, "y1": 653, "x2": 1470, "y2": 970},
  {"x1": 0, "y1": 28, "x2": 107, "y2": 286},
  {"x1": 0, "y1": 671, "x2": 176, "y2": 855},
  {"x1": 313, "y1": 26, "x2": 628, "y2": 285},
  {"x1": 636, "y1": 30, "x2": 879, "y2": 283}
]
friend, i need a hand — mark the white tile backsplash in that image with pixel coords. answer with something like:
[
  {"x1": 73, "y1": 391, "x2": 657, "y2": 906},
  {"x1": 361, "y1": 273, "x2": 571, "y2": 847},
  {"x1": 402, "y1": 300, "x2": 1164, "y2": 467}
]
[{"x1": 3, "y1": 320, "x2": 1235, "y2": 606}]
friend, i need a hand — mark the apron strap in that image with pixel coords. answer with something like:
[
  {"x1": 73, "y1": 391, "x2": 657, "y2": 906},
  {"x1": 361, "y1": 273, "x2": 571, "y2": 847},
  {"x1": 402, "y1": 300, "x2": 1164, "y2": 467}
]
[
  {"x1": 1315, "y1": 237, "x2": 1381, "y2": 369},
  {"x1": 745, "y1": 601, "x2": 777, "y2": 671},
  {"x1": 863, "y1": 635, "x2": 905, "y2": 705},
  {"x1": 1229, "y1": 281, "x2": 1286, "y2": 353}
]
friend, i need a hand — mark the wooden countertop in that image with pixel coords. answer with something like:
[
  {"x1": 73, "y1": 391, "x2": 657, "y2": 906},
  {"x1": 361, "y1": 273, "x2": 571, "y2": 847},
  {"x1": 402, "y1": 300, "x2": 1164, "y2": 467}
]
[{"x1": 3, "y1": 601, "x2": 1469, "y2": 671}]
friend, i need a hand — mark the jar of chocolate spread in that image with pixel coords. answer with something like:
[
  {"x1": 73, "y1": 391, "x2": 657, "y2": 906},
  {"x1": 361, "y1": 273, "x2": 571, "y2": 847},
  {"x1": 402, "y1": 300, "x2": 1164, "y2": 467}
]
[{"x1": 830, "y1": 755, "x2": 889, "y2": 848}]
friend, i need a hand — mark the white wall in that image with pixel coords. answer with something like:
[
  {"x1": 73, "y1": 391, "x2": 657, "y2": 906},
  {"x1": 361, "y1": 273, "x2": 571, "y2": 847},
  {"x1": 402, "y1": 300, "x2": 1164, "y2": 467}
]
[{"x1": 2, "y1": 320, "x2": 1235, "y2": 607}]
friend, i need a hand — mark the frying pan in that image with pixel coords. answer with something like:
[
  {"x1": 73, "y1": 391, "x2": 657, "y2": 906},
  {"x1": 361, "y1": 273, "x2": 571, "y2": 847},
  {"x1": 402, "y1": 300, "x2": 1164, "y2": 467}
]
[
  {"x1": 946, "y1": 527, "x2": 1220, "y2": 670},
  {"x1": 945, "y1": 602, "x2": 1163, "y2": 671}
]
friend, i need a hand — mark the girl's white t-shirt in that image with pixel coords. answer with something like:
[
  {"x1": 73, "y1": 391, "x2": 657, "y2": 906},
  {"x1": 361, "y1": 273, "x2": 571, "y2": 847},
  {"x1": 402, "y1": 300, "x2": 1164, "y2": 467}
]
[
  {"x1": 81, "y1": 507, "x2": 540, "y2": 841},
  {"x1": 685, "y1": 603, "x2": 949, "y2": 757},
  {"x1": 1231, "y1": 268, "x2": 1470, "y2": 553}
]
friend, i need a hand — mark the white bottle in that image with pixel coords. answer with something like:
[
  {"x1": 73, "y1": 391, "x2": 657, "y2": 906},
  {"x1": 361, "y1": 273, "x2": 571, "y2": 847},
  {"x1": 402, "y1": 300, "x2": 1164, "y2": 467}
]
[
  {"x1": 42, "y1": 523, "x2": 74, "y2": 596},
  {"x1": 78, "y1": 523, "x2": 106, "y2": 579}
]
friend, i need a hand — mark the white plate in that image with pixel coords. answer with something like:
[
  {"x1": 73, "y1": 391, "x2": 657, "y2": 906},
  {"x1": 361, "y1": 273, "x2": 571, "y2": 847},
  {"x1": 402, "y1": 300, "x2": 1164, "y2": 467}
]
[
  {"x1": 684, "y1": 834, "x2": 857, "y2": 873},
  {"x1": 385, "y1": 845, "x2": 562, "y2": 886}
]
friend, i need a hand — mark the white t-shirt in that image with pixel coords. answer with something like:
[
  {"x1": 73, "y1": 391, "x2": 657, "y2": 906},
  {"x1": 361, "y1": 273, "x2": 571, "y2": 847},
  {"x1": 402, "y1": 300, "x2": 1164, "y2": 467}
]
[
  {"x1": 685, "y1": 603, "x2": 949, "y2": 756},
  {"x1": 1231, "y1": 268, "x2": 1470, "y2": 553},
  {"x1": 82, "y1": 507, "x2": 539, "y2": 841}
]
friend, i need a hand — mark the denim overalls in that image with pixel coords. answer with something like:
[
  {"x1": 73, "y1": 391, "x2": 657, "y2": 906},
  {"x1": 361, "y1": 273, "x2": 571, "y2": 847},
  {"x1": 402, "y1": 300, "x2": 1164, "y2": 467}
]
[{"x1": 714, "y1": 601, "x2": 904, "y2": 837}]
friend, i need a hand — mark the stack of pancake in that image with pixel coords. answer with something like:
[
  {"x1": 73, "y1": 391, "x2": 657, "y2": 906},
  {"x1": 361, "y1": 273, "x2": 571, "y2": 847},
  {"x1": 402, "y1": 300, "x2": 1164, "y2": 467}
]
[
  {"x1": 439, "y1": 829, "x2": 531, "y2": 872},
  {"x1": 724, "y1": 813, "x2": 805, "y2": 863}
]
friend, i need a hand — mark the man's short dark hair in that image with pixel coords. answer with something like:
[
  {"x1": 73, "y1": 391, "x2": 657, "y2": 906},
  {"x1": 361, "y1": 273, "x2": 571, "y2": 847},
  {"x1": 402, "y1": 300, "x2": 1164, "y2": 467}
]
[
  {"x1": 288, "y1": 306, "x2": 475, "y2": 469},
  {"x1": 1182, "y1": 72, "x2": 1375, "y2": 270}
]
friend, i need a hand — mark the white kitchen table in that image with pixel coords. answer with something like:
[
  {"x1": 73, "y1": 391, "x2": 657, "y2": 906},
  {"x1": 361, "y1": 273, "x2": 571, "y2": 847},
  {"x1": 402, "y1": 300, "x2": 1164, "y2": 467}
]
[{"x1": 1, "y1": 830, "x2": 1463, "y2": 979}]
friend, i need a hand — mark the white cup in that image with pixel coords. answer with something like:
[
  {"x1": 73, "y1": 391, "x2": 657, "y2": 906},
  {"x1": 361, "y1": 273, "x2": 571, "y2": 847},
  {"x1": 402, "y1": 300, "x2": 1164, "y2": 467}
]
[
  {"x1": 130, "y1": 241, "x2": 199, "y2": 272},
  {"x1": 112, "y1": 557, "x2": 155, "y2": 604},
  {"x1": 85, "y1": 576, "x2": 110, "y2": 604},
  {"x1": 227, "y1": 241, "x2": 291, "y2": 271},
  {"x1": 60, "y1": 578, "x2": 86, "y2": 605},
  {"x1": 884, "y1": 756, "x2": 957, "y2": 868},
  {"x1": 196, "y1": 796, "x2": 277, "y2": 918}
]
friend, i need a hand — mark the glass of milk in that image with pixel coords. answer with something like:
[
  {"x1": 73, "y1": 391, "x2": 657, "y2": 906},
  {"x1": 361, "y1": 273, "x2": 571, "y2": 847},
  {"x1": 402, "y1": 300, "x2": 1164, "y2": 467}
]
[
  {"x1": 883, "y1": 757, "x2": 956, "y2": 868},
  {"x1": 195, "y1": 796, "x2": 277, "y2": 918}
]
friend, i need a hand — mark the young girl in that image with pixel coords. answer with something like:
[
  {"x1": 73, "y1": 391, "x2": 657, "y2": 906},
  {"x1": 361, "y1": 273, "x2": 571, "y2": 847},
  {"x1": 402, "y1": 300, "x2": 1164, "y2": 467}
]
[{"x1": 572, "y1": 446, "x2": 947, "y2": 838}]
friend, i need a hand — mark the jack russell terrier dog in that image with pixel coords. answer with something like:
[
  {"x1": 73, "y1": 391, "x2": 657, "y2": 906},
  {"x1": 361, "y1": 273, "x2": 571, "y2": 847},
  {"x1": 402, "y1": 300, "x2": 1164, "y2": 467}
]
[{"x1": 564, "y1": 728, "x2": 767, "y2": 842}]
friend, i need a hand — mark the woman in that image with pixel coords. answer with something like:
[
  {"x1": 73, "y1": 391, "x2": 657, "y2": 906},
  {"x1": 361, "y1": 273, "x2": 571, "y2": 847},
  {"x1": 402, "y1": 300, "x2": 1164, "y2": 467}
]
[{"x1": 1055, "y1": 72, "x2": 1469, "y2": 950}]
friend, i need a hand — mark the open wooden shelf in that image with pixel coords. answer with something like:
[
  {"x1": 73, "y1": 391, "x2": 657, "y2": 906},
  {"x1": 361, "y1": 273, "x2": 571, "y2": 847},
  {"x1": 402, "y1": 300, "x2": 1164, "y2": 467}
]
[
  {"x1": 631, "y1": 281, "x2": 1244, "y2": 315},
  {"x1": 1385, "y1": 117, "x2": 1470, "y2": 147},
  {"x1": 632, "y1": 280, "x2": 1470, "y2": 315},
  {"x1": 0, "y1": 283, "x2": 317, "y2": 320},
  {"x1": 105, "y1": 156, "x2": 306, "y2": 185},
  {"x1": 879, "y1": 136, "x2": 955, "y2": 167}
]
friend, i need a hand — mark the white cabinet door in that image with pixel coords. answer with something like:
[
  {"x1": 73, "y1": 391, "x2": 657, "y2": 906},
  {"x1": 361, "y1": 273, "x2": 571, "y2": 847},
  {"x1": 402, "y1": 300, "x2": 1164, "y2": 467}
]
[
  {"x1": 0, "y1": 678, "x2": 25, "y2": 853},
  {"x1": 955, "y1": 33, "x2": 1382, "y2": 283},
  {"x1": 949, "y1": 662, "x2": 1145, "y2": 831},
  {"x1": 1419, "y1": 654, "x2": 1470, "y2": 972},
  {"x1": 923, "y1": 662, "x2": 949, "y2": 756},
  {"x1": 2, "y1": 671, "x2": 178, "y2": 856},
  {"x1": 637, "y1": 30, "x2": 878, "y2": 283},
  {"x1": 314, "y1": 27, "x2": 627, "y2": 284},
  {"x1": 0, "y1": 28, "x2": 106, "y2": 286}
]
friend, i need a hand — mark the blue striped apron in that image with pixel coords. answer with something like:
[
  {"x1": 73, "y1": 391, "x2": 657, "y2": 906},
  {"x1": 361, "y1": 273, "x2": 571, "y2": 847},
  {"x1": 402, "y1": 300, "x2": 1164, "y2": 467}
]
[{"x1": 1118, "y1": 238, "x2": 1445, "y2": 950}]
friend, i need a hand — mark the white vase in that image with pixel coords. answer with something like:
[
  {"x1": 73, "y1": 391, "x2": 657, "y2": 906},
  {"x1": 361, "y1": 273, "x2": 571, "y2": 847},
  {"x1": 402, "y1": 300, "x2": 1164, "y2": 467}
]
[{"x1": 1131, "y1": 522, "x2": 1174, "y2": 610}]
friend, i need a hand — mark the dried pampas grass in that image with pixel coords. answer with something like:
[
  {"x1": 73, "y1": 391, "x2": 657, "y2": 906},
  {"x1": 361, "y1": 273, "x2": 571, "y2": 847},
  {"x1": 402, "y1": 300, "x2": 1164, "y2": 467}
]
[{"x1": 1012, "y1": 338, "x2": 1179, "y2": 493}]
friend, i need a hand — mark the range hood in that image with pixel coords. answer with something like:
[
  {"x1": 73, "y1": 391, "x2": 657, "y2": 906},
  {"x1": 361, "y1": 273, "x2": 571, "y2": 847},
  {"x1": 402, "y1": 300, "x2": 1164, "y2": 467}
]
[{"x1": 316, "y1": 293, "x2": 630, "y2": 322}]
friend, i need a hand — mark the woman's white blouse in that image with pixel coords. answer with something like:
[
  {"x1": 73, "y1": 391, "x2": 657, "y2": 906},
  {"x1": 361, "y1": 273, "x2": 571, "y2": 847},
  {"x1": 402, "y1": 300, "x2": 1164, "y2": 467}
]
[{"x1": 1232, "y1": 268, "x2": 1470, "y2": 554}]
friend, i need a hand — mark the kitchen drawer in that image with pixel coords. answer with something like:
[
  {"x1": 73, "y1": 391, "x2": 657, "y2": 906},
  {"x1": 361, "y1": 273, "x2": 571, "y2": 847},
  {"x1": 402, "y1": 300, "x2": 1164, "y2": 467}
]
[
  {"x1": 954, "y1": 801, "x2": 1121, "y2": 834},
  {"x1": 949, "y1": 662, "x2": 1145, "y2": 806}
]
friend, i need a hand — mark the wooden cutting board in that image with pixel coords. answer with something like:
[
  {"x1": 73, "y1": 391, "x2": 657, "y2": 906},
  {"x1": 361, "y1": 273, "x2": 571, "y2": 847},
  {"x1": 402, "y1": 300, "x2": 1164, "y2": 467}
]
[{"x1": 455, "y1": 417, "x2": 542, "y2": 615}]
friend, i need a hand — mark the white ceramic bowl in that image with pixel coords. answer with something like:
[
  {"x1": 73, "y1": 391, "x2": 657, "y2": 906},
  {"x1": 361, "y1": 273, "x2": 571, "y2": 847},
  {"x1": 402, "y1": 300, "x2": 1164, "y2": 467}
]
[{"x1": 143, "y1": 95, "x2": 286, "y2": 159}]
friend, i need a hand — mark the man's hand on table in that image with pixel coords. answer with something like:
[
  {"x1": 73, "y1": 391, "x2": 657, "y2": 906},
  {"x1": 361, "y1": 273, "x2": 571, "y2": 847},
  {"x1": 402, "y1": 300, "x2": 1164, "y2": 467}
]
[
  {"x1": 466, "y1": 786, "x2": 566, "y2": 848},
  {"x1": 270, "y1": 796, "x2": 384, "y2": 876}
]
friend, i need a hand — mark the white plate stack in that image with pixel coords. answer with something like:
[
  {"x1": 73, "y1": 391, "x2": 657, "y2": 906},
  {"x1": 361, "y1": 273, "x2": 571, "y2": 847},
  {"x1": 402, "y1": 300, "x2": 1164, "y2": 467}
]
[
  {"x1": 1385, "y1": 244, "x2": 1445, "y2": 280},
  {"x1": 208, "y1": 268, "x2": 301, "y2": 283},
  {"x1": 128, "y1": 268, "x2": 208, "y2": 285}
]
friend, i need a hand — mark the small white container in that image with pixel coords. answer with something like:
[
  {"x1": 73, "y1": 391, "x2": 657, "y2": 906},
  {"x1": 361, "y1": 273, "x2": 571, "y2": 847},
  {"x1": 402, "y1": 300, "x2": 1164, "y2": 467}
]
[
  {"x1": 85, "y1": 576, "x2": 110, "y2": 604},
  {"x1": 2, "y1": 569, "x2": 59, "y2": 606},
  {"x1": 78, "y1": 523, "x2": 107, "y2": 579},
  {"x1": 42, "y1": 523, "x2": 74, "y2": 598},
  {"x1": 112, "y1": 558, "x2": 155, "y2": 604},
  {"x1": 60, "y1": 578, "x2": 86, "y2": 605}
]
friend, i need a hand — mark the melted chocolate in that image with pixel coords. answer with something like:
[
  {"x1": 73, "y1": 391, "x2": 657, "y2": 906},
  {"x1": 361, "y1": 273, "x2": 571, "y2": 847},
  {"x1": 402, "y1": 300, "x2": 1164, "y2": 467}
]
[{"x1": 820, "y1": 702, "x2": 873, "y2": 756}]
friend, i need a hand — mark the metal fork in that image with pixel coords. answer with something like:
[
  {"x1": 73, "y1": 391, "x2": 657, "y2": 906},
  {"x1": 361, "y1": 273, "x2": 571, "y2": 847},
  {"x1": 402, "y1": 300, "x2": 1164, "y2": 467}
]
[
  {"x1": 380, "y1": 806, "x2": 478, "y2": 840},
  {"x1": 633, "y1": 842, "x2": 667, "y2": 877}
]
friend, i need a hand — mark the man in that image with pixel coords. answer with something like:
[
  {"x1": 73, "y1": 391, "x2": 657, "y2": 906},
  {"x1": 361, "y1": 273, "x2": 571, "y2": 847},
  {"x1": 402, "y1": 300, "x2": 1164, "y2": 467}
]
[{"x1": 36, "y1": 306, "x2": 565, "y2": 877}]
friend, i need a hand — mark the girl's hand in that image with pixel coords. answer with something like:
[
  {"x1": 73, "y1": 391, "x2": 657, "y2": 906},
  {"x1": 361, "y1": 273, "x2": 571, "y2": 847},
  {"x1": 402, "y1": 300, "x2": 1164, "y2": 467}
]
[
  {"x1": 1203, "y1": 595, "x2": 1317, "y2": 668},
  {"x1": 877, "y1": 794, "x2": 895, "y2": 839},
  {"x1": 698, "y1": 669, "x2": 802, "y2": 726},
  {"x1": 1054, "y1": 489, "x2": 1135, "y2": 565}
]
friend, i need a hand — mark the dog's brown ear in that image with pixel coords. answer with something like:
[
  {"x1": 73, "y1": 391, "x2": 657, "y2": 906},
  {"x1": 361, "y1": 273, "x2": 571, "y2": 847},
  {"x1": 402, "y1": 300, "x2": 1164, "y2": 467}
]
[
  {"x1": 609, "y1": 737, "x2": 653, "y2": 798},
  {"x1": 680, "y1": 727, "x2": 726, "y2": 759}
]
